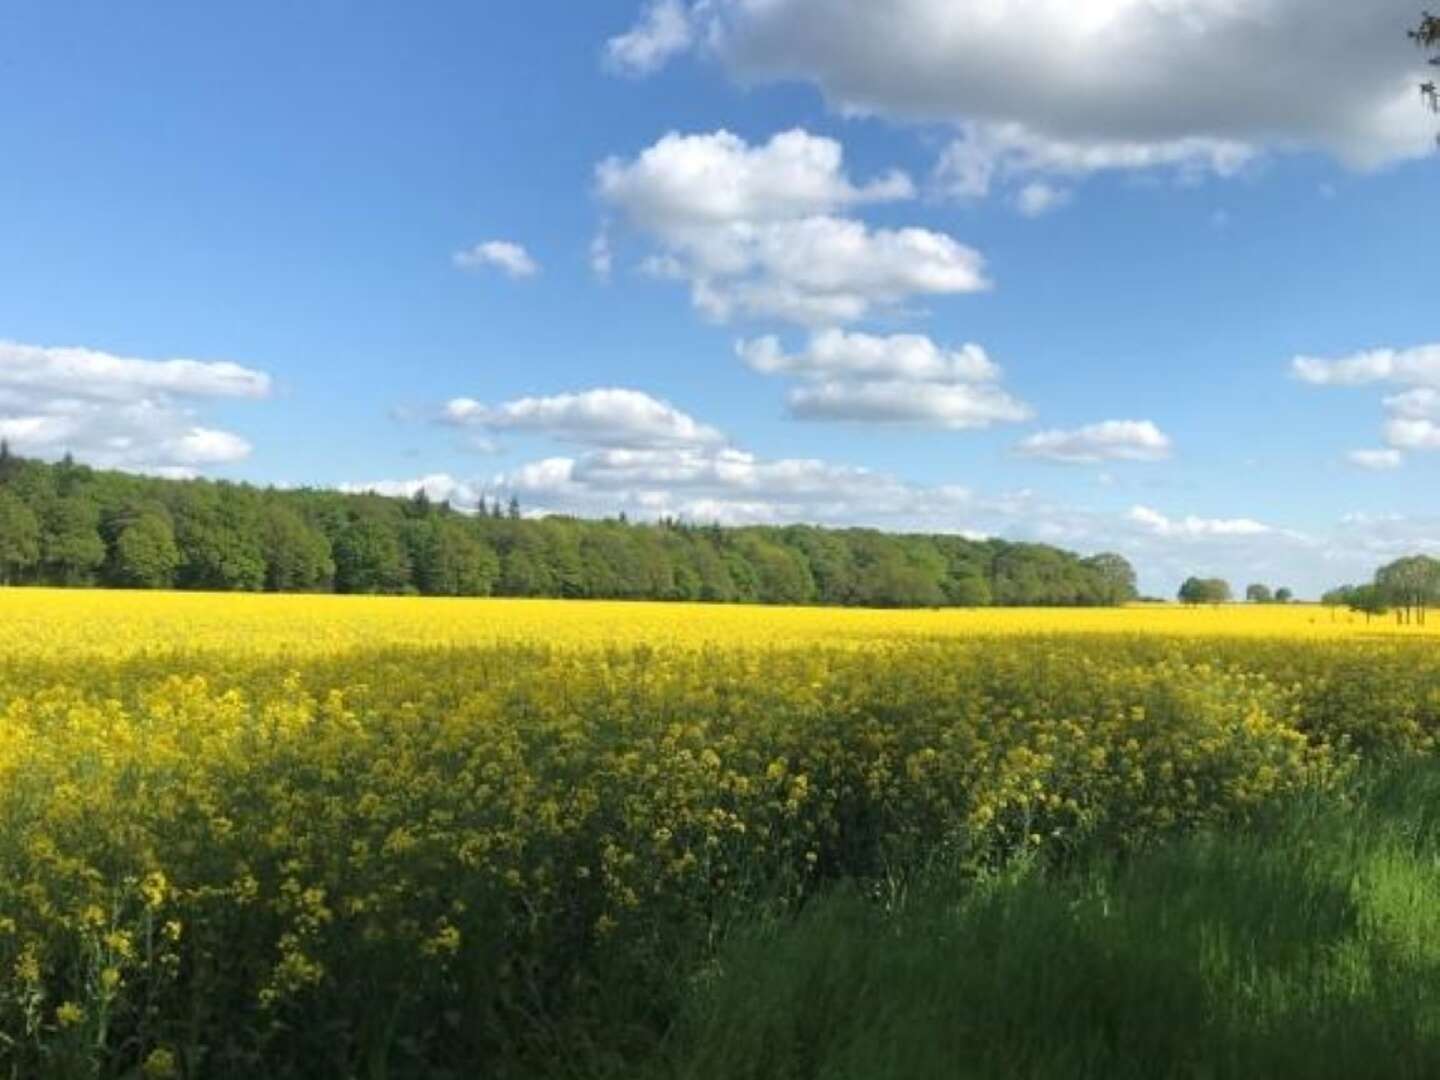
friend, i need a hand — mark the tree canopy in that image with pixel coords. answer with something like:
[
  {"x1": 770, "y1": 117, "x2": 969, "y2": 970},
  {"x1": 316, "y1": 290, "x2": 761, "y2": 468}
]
[
  {"x1": 1178, "y1": 577, "x2": 1232, "y2": 605},
  {"x1": 0, "y1": 450, "x2": 1138, "y2": 609}
]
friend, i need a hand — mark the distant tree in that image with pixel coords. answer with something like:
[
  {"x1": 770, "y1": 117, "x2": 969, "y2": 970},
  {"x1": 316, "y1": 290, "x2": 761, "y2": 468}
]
[
  {"x1": 1414, "y1": 12, "x2": 1438, "y2": 120},
  {"x1": 507, "y1": 496, "x2": 521, "y2": 521},
  {"x1": 1083, "y1": 553, "x2": 1139, "y2": 606},
  {"x1": 0, "y1": 440, "x2": 20, "y2": 485},
  {"x1": 261, "y1": 504, "x2": 334, "y2": 591},
  {"x1": 1179, "y1": 576, "x2": 1231, "y2": 605},
  {"x1": 1375, "y1": 554, "x2": 1440, "y2": 625},
  {"x1": 40, "y1": 497, "x2": 106, "y2": 585},
  {"x1": 333, "y1": 517, "x2": 411, "y2": 594},
  {"x1": 1347, "y1": 583, "x2": 1390, "y2": 624},
  {"x1": 407, "y1": 518, "x2": 499, "y2": 596},
  {"x1": 1246, "y1": 583, "x2": 1273, "y2": 604},
  {"x1": 1322, "y1": 585, "x2": 1356, "y2": 608},
  {"x1": 498, "y1": 533, "x2": 555, "y2": 596},
  {"x1": 946, "y1": 570, "x2": 992, "y2": 608},
  {"x1": 1274, "y1": 587, "x2": 1294, "y2": 604},
  {"x1": 169, "y1": 487, "x2": 266, "y2": 591},
  {"x1": 111, "y1": 512, "x2": 182, "y2": 589},
  {"x1": 0, "y1": 490, "x2": 41, "y2": 584}
]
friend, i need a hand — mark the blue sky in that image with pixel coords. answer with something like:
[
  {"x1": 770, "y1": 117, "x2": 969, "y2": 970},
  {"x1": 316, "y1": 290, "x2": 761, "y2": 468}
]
[{"x1": 1, "y1": 0, "x2": 1437, "y2": 596}]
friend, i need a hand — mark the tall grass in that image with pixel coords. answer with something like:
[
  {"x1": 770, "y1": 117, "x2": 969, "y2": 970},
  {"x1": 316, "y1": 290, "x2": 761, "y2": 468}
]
[{"x1": 637, "y1": 763, "x2": 1440, "y2": 1080}]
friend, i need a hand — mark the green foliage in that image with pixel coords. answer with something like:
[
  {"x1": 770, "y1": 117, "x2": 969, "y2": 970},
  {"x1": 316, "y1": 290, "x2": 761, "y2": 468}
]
[
  {"x1": 261, "y1": 504, "x2": 334, "y2": 592},
  {"x1": 0, "y1": 489, "x2": 41, "y2": 584},
  {"x1": 333, "y1": 516, "x2": 412, "y2": 594},
  {"x1": 40, "y1": 496, "x2": 106, "y2": 585},
  {"x1": 405, "y1": 518, "x2": 498, "y2": 596},
  {"x1": 657, "y1": 763, "x2": 1440, "y2": 1080},
  {"x1": 1246, "y1": 583, "x2": 1273, "y2": 603},
  {"x1": 111, "y1": 512, "x2": 182, "y2": 589},
  {"x1": 1178, "y1": 576, "x2": 1231, "y2": 605}
]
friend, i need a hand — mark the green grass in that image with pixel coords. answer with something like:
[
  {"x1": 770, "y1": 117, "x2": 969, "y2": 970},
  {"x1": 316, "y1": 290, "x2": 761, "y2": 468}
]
[{"x1": 605, "y1": 763, "x2": 1440, "y2": 1080}]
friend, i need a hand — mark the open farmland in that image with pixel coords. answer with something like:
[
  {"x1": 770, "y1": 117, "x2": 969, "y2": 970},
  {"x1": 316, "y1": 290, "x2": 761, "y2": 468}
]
[{"x1": 4, "y1": 591, "x2": 1440, "y2": 1077}]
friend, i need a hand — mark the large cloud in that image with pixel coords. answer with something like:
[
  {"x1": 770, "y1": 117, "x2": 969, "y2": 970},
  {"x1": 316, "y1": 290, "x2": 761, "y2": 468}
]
[
  {"x1": 610, "y1": 1, "x2": 1434, "y2": 202},
  {"x1": 442, "y1": 388, "x2": 726, "y2": 449},
  {"x1": 597, "y1": 129, "x2": 988, "y2": 324},
  {"x1": 0, "y1": 340, "x2": 268, "y2": 474},
  {"x1": 1294, "y1": 343, "x2": 1440, "y2": 464},
  {"x1": 1016, "y1": 420, "x2": 1173, "y2": 464},
  {"x1": 739, "y1": 329, "x2": 1030, "y2": 428}
]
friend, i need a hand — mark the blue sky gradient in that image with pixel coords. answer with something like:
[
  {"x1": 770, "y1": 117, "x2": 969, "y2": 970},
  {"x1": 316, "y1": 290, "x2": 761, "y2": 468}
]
[{"x1": 1, "y1": 1, "x2": 1437, "y2": 595}]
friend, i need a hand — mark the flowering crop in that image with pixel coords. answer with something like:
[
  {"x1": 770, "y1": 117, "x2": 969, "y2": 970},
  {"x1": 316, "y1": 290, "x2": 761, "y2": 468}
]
[{"x1": 0, "y1": 590, "x2": 1436, "y2": 1076}]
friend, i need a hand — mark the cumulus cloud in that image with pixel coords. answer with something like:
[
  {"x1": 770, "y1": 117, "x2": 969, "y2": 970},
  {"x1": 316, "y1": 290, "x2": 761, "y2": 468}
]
[
  {"x1": 610, "y1": 1, "x2": 1434, "y2": 203},
  {"x1": 597, "y1": 129, "x2": 986, "y2": 324},
  {"x1": 341, "y1": 473, "x2": 486, "y2": 508},
  {"x1": 1384, "y1": 418, "x2": 1440, "y2": 451},
  {"x1": 739, "y1": 329, "x2": 1029, "y2": 428},
  {"x1": 442, "y1": 388, "x2": 725, "y2": 449},
  {"x1": 1293, "y1": 345, "x2": 1440, "y2": 388},
  {"x1": 493, "y1": 444, "x2": 978, "y2": 526},
  {"x1": 1295, "y1": 344, "x2": 1440, "y2": 453},
  {"x1": 1347, "y1": 448, "x2": 1404, "y2": 470},
  {"x1": 1016, "y1": 420, "x2": 1173, "y2": 464},
  {"x1": 1127, "y1": 505, "x2": 1270, "y2": 539},
  {"x1": 739, "y1": 330, "x2": 1000, "y2": 382},
  {"x1": 786, "y1": 380, "x2": 1031, "y2": 428},
  {"x1": 453, "y1": 240, "x2": 541, "y2": 278},
  {"x1": 604, "y1": 0, "x2": 694, "y2": 76},
  {"x1": 936, "y1": 124, "x2": 1255, "y2": 202},
  {"x1": 0, "y1": 339, "x2": 268, "y2": 473}
]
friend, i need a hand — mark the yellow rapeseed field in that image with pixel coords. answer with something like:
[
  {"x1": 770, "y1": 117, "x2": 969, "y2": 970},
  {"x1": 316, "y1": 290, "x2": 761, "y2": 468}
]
[
  {"x1": 0, "y1": 588, "x2": 1429, "y2": 660},
  {"x1": 1, "y1": 588, "x2": 1437, "y2": 1076}
]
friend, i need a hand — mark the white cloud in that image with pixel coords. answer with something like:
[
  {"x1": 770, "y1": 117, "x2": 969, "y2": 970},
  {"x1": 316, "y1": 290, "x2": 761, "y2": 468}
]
[
  {"x1": 936, "y1": 124, "x2": 1253, "y2": 201},
  {"x1": 786, "y1": 379, "x2": 1032, "y2": 428},
  {"x1": 1016, "y1": 420, "x2": 1173, "y2": 464},
  {"x1": 1295, "y1": 345, "x2": 1440, "y2": 454},
  {"x1": 597, "y1": 129, "x2": 913, "y2": 229},
  {"x1": 1383, "y1": 388, "x2": 1440, "y2": 419},
  {"x1": 739, "y1": 329, "x2": 1029, "y2": 429},
  {"x1": 1292, "y1": 345, "x2": 1440, "y2": 388},
  {"x1": 597, "y1": 129, "x2": 986, "y2": 325},
  {"x1": 1014, "y1": 182, "x2": 1071, "y2": 218},
  {"x1": 739, "y1": 330, "x2": 999, "y2": 382},
  {"x1": 0, "y1": 339, "x2": 270, "y2": 400},
  {"x1": 442, "y1": 388, "x2": 725, "y2": 448},
  {"x1": 590, "y1": 225, "x2": 614, "y2": 280},
  {"x1": 1347, "y1": 448, "x2": 1404, "y2": 470},
  {"x1": 1384, "y1": 418, "x2": 1440, "y2": 451},
  {"x1": 341, "y1": 473, "x2": 485, "y2": 508},
  {"x1": 612, "y1": 1, "x2": 1434, "y2": 200},
  {"x1": 605, "y1": 0, "x2": 694, "y2": 76},
  {"x1": 1127, "y1": 505, "x2": 1270, "y2": 539},
  {"x1": 0, "y1": 339, "x2": 267, "y2": 472},
  {"x1": 453, "y1": 240, "x2": 541, "y2": 278},
  {"x1": 493, "y1": 443, "x2": 978, "y2": 527}
]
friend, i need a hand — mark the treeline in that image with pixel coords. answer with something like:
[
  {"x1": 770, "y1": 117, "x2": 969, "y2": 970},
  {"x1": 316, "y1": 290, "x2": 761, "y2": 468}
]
[
  {"x1": 0, "y1": 447, "x2": 1138, "y2": 607},
  {"x1": 1324, "y1": 555, "x2": 1440, "y2": 625}
]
